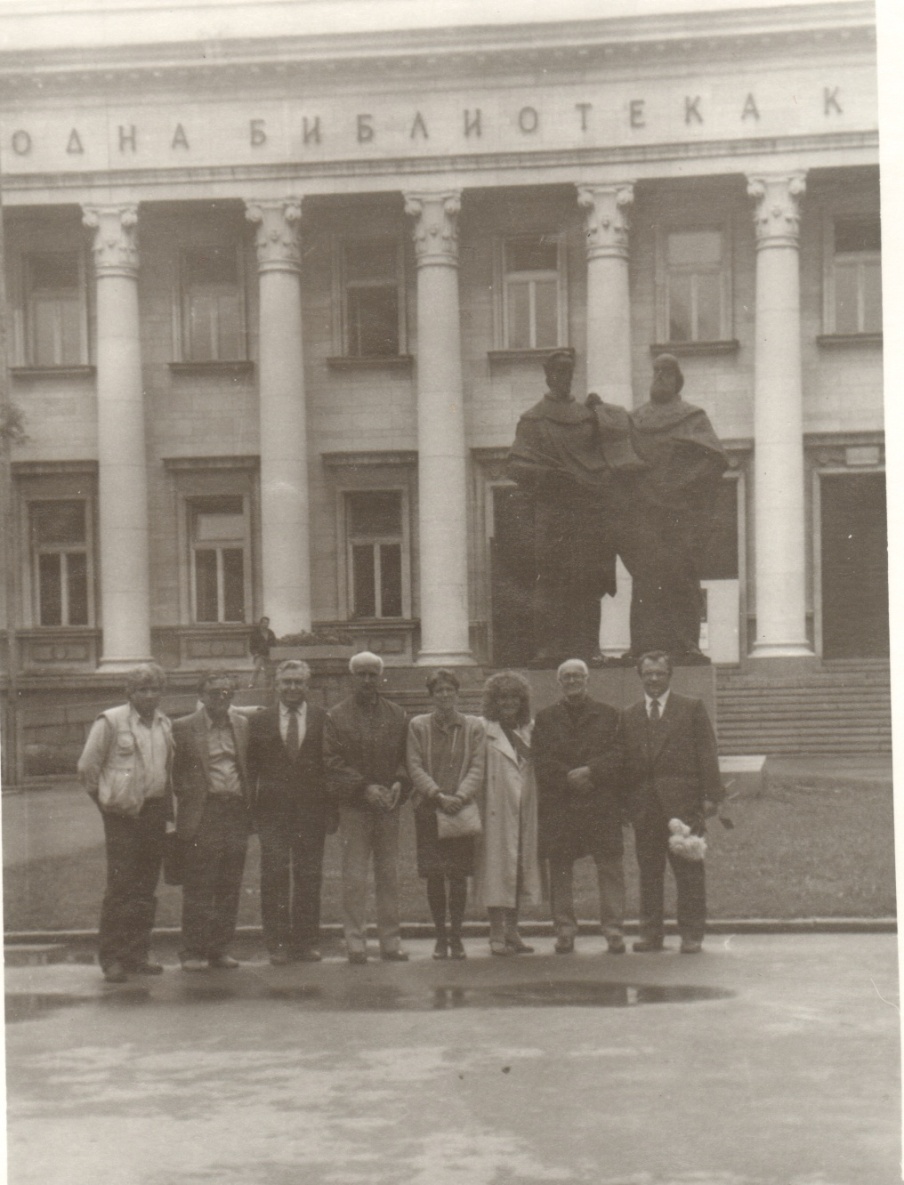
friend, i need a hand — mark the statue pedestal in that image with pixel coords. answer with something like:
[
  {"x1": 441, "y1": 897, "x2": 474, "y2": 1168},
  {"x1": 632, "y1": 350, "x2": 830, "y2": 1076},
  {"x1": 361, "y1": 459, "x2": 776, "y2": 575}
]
[{"x1": 524, "y1": 663, "x2": 717, "y2": 722}]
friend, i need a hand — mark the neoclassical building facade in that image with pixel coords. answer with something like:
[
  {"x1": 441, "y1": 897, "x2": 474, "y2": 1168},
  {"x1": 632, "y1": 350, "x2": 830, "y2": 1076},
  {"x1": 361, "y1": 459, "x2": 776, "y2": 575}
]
[{"x1": 0, "y1": 0, "x2": 886, "y2": 774}]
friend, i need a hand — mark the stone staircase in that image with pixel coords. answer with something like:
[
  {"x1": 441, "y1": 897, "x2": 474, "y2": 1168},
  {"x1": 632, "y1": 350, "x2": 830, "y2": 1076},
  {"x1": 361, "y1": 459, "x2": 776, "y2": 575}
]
[{"x1": 714, "y1": 661, "x2": 892, "y2": 756}]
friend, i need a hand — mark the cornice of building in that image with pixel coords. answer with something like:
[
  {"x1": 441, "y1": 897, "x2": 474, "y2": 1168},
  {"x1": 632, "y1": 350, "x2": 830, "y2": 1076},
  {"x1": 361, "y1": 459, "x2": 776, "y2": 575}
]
[{"x1": 0, "y1": 2, "x2": 876, "y2": 95}]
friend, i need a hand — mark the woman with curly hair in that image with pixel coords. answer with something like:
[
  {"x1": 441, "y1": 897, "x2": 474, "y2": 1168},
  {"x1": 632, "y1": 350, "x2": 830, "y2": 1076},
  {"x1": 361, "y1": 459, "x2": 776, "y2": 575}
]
[
  {"x1": 407, "y1": 669, "x2": 486, "y2": 959},
  {"x1": 474, "y1": 671, "x2": 543, "y2": 956}
]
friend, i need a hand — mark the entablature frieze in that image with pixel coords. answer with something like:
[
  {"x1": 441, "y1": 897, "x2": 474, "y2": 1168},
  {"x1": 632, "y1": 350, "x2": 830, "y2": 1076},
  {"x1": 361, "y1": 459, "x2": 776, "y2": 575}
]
[{"x1": 0, "y1": 130, "x2": 880, "y2": 208}]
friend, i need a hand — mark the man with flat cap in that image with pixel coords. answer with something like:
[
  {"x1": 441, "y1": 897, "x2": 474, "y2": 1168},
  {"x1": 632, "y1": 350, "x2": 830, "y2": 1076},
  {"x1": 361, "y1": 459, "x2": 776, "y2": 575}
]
[
  {"x1": 508, "y1": 350, "x2": 640, "y2": 666},
  {"x1": 619, "y1": 353, "x2": 728, "y2": 662}
]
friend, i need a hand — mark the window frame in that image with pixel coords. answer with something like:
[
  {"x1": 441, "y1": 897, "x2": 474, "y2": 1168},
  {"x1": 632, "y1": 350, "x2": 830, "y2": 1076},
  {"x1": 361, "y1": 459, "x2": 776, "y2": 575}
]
[
  {"x1": 174, "y1": 240, "x2": 248, "y2": 364},
  {"x1": 654, "y1": 222, "x2": 733, "y2": 347},
  {"x1": 186, "y1": 494, "x2": 253, "y2": 625},
  {"x1": 16, "y1": 244, "x2": 91, "y2": 369},
  {"x1": 822, "y1": 212, "x2": 883, "y2": 337},
  {"x1": 337, "y1": 485, "x2": 412, "y2": 621},
  {"x1": 494, "y1": 232, "x2": 568, "y2": 352},
  {"x1": 333, "y1": 235, "x2": 407, "y2": 359},
  {"x1": 26, "y1": 496, "x2": 95, "y2": 628}
]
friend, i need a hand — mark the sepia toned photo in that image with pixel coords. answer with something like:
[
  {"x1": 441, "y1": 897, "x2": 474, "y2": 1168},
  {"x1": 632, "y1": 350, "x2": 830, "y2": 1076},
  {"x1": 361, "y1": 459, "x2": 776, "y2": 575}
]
[{"x1": 0, "y1": 0, "x2": 897, "y2": 1182}]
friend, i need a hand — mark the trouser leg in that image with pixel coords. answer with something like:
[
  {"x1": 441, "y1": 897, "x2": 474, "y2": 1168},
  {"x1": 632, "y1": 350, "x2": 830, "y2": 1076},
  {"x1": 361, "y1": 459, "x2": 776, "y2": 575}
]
[
  {"x1": 339, "y1": 807, "x2": 371, "y2": 954},
  {"x1": 548, "y1": 855, "x2": 577, "y2": 940},
  {"x1": 634, "y1": 812, "x2": 668, "y2": 943},
  {"x1": 208, "y1": 800, "x2": 248, "y2": 959},
  {"x1": 258, "y1": 815, "x2": 292, "y2": 953},
  {"x1": 487, "y1": 907, "x2": 506, "y2": 948},
  {"x1": 426, "y1": 874, "x2": 448, "y2": 937},
  {"x1": 669, "y1": 847, "x2": 707, "y2": 943},
  {"x1": 372, "y1": 809, "x2": 401, "y2": 954},
  {"x1": 180, "y1": 805, "x2": 222, "y2": 961},
  {"x1": 503, "y1": 907, "x2": 521, "y2": 942},
  {"x1": 291, "y1": 823, "x2": 326, "y2": 952},
  {"x1": 593, "y1": 849, "x2": 626, "y2": 940},
  {"x1": 448, "y1": 877, "x2": 467, "y2": 938},
  {"x1": 100, "y1": 800, "x2": 165, "y2": 970}
]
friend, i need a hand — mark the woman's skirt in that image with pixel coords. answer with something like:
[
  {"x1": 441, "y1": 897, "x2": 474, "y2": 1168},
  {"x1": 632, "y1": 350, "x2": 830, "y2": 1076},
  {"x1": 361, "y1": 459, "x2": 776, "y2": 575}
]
[{"x1": 414, "y1": 799, "x2": 475, "y2": 879}]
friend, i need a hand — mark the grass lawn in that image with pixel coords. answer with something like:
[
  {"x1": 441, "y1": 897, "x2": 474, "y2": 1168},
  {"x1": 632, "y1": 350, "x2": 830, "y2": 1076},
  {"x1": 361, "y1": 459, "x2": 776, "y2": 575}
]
[{"x1": 3, "y1": 779, "x2": 895, "y2": 933}]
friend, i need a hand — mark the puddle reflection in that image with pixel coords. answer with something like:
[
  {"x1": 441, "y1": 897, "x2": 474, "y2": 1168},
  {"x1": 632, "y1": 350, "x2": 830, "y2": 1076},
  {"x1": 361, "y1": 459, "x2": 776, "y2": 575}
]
[{"x1": 6, "y1": 979, "x2": 732, "y2": 1022}]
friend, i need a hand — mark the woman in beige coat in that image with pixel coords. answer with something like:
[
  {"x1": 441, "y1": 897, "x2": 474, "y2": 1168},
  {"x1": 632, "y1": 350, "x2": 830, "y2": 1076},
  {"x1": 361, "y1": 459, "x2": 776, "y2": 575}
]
[{"x1": 474, "y1": 671, "x2": 543, "y2": 956}]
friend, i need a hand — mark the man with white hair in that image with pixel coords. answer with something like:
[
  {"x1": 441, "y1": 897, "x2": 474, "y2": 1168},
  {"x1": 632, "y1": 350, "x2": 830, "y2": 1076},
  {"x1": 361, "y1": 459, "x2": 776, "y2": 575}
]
[
  {"x1": 532, "y1": 658, "x2": 627, "y2": 955},
  {"x1": 323, "y1": 652, "x2": 411, "y2": 963}
]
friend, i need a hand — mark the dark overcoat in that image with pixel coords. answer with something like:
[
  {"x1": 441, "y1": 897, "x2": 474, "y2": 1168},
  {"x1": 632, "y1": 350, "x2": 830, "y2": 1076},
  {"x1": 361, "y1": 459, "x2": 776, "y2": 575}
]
[{"x1": 532, "y1": 696, "x2": 625, "y2": 859}]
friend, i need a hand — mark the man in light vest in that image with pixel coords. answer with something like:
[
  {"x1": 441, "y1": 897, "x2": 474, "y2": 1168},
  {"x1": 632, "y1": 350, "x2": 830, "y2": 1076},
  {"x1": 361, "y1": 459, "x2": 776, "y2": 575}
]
[{"x1": 77, "y1": 663, "x2": 174, "y2": 983}]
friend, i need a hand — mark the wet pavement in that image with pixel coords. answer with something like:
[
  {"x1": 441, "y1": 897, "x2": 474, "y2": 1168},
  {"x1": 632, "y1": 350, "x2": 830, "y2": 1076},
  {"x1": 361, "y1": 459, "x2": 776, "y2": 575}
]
[{"x1": 5, "y1": 933, "x2": 900, "y2": 1185}]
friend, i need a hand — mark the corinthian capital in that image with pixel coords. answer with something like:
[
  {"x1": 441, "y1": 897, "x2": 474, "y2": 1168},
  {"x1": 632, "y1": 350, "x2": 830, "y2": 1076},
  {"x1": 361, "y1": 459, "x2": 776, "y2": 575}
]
[
  {"x1": 82, "y1": 204, "x2": 139, "y2": 276},
  {"x1": 577, "y1": 184, "x2": 634, "y2": 261},
  {"x1": 747, "y1": 173, "x2": 807, "y2": 249},
  {"x1": 245, "y1": 198, "x2": 303, "y2": 272},
  {"x1": 404, "y1": 191, "x2": 461, "y2": 266}
]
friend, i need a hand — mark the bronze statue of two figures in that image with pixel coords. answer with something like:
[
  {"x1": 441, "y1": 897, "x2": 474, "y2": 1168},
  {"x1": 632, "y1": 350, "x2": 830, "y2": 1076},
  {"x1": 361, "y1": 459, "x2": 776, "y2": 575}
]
[{"x1": 508, "y1": 351, "x2": 728, "y2": 668}]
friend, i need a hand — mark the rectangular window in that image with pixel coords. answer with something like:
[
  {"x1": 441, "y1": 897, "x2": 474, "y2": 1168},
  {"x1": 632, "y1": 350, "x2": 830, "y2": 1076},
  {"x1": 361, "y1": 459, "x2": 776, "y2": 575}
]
[
  {"x1": 346, "y1": 491, "x2": 404, "y2": 618},
  {"x1": 189, "y1": 496, "x2": 247, "y2": 623},
  {"x1": 501, "y1": 235, "x2": 564, "y2": 350},
  {"x1": 664, "y1": 229, "x2": 726, "y2": 343},
  {"x1": 30, "y1": 500, "x2": 90, "y2": 626},
  {"x1": 24, "y1": 251, "x2": 86, "y2": 366},
  {"x1": 180, "y1": 245, "x2": 245, "y2": 362},
  {"x1": 832, "y1": 217, "x2": 882, "y2": 334},
  {"x1": 341, "y1": 238, "x2": 403, "y2": 357}
]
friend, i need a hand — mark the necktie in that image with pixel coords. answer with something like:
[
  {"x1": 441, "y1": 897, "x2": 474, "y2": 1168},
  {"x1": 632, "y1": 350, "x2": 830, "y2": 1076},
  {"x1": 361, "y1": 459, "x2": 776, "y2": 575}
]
[
  {"x1": 286, "y1": 708, "x2": 299, "y2": 757},
  {"x1": 649, "y1": 698, "x2": 661, "y2": 723}
]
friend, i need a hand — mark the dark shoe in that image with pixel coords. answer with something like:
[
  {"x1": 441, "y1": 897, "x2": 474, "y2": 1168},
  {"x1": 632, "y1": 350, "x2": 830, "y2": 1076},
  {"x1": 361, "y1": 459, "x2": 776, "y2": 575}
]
[
  {"x1": 381, "y1": 949, "x2": 409, "y2": 962},
  {"x1": 449, "y1": 937, "x2": 466, "y2": 960},
  {"x1": 294, "y1": 948, "x2": 322, "y2": 963},
  {"x1": 507, "y1": 937, "x2": 535, "y2": 954},
  {"x1": 348, "y1": 951, "x2": 368, "y2": 965},
  {"x1": 490, "y1": 941, "x2": 515, "y2": 957},
  {"x1": 680, "y1": 938, "x2": 703, "y2": 954},
  {"x1": 433, "y1": 939, "x2": 449, "y2": 960},
  {"x1": 208, "y1": 954, "x2": 240, "y2": 969},
  {"x1": 632, "y1": 938, "x2": 665, "y2": 953},
  {"x1": 181, "y1": 957, "x2": 208, "y2": 973},
  {"x1": 606, "y1": 938, "x2": 627, "y2": 955},
  {"x1": 554, "y1": 935, "x2": 575, "y2": 955},
  {"x1": 103, "y1": 962, "x2": 129, "y2": 984},
  {"x1": 131, "y1": 961, "x2": 164, "y2": 975},
  {"x1": 270, "y1": 951, "x2": 291, "y2": 966}
]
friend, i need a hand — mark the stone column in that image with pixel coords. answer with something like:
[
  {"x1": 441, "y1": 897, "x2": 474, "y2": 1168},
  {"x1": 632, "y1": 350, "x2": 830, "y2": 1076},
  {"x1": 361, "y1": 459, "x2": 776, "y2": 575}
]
[
  {"x1": 577, "y1": 183, "x2": 635, "y2": 656},
  {"x1": 747, "y1": 172, "x2": 813, "y2": 658},
  {"x1": 577, "y1": 183, "x2": 635, "y2": 407},
  {"x1": 82, "y1": 204, "x2": 152, "y2": 669},
  {"x1": 245, "y1": 199, "x2": 311, "y2": 637},
  {"x1": 404, "y1": 190, "x2": 474, "y2": 665}
]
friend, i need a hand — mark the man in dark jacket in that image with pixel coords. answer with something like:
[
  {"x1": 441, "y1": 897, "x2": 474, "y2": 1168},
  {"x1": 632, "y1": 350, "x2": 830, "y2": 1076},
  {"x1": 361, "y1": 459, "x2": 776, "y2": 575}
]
[
  {"x1": 247, "y1": 659, "x2": 333, "y2": 965},
  {"x1": 532, "y1": 658, "x2": 626, "y2": 955},
  {"x1": 172, "y1": 672, "x2": 252, "y2": 971},
  {"x1": 323, "y1": 651, "x2": 411, "y2": 964},
  {"x1": 620, "y1": 651, "x2": 724, "y2": 954}
]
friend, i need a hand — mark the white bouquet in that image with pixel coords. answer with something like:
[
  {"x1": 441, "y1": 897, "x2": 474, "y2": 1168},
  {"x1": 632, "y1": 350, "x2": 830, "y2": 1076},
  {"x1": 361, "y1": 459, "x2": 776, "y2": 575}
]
[{"x1": 667, "y1": 818, "x2": 707, "y2": 861}]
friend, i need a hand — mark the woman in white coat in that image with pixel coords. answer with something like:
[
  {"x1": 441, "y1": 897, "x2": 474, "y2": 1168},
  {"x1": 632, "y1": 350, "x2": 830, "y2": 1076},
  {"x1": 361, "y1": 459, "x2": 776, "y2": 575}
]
[{"x1": 474, "y1": 671, "x2": 544, "y2": 956}]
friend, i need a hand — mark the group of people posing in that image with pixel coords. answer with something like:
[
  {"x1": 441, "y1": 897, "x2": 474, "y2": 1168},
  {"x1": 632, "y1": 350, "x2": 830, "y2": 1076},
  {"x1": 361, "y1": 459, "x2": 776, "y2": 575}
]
[{"x1": 78, "y1": 649, "x2": 724, "y2": 983}]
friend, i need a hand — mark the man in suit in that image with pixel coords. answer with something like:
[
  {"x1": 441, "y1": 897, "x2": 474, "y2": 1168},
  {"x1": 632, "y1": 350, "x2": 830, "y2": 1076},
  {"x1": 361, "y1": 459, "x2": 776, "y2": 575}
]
[
  {"x1": 323, "y1": 651, "x2": 411, "y2": 964},
  {"x1": 620, "y1": 650, "x2": 724, "y2": 954},
  {"x1": 247, "y1": 659, "x2": 333, "y2": 965},
  {"x1": 533, "y1": 659, "x2": 626, "y2": 956},
  {"x1": 172, "y1": 672, "x2": 252, "y2": 971}
]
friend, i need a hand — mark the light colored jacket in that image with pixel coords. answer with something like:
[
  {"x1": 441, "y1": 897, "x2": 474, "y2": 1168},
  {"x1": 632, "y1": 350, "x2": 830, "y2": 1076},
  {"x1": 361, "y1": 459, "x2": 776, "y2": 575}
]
[
  {"x1": 473, "y1": 718, "x2": 543, "y2": 910},
  {"x1": 406, "y1": 712, "x2": 486, "y2": 805},
  {"x1": 77, "y1": 703, "x2": 174, "y2": 818}
]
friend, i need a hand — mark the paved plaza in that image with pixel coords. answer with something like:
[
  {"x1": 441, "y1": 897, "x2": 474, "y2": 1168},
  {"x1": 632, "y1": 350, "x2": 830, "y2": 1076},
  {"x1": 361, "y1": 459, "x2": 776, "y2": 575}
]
[{"x1": 4, "y1": 932, "x2": 900, "y2": 1185}]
